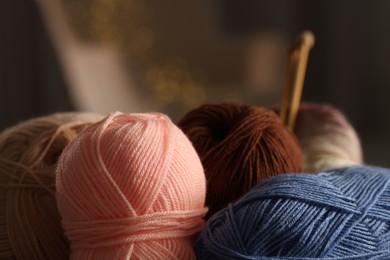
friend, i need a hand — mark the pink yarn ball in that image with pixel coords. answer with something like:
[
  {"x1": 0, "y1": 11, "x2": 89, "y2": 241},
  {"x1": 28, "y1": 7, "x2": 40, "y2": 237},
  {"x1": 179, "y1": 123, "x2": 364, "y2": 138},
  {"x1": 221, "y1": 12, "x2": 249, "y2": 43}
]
[{"x1": 56, "y1": 112, "x2": 207, "y2": 259}]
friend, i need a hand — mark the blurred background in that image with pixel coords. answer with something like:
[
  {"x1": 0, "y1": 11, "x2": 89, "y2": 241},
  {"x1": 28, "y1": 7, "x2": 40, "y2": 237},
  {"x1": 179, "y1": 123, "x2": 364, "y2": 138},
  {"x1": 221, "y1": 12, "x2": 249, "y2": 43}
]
[{"x1": 1, "y1": 0, "x2": 390, "y2": 166}]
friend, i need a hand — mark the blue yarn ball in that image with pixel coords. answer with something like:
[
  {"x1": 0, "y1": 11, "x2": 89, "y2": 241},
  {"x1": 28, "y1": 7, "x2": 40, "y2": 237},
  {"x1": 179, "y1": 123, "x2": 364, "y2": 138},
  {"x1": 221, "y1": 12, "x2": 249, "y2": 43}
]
[{"x1": 195, "y1": 166, "x2": 390, "y2": 259}]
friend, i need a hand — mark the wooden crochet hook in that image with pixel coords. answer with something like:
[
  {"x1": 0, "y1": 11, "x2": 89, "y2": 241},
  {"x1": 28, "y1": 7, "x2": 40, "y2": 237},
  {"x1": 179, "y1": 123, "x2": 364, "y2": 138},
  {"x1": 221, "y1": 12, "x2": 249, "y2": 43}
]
[{"x1": 279, "y1": 31, "x2": 315, "y2": 131}]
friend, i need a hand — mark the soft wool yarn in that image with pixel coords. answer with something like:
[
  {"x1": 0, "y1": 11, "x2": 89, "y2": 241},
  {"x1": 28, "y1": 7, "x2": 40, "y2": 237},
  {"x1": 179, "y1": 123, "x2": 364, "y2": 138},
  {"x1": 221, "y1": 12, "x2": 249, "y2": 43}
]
[
  {"x1": 178, "y1": 103, "x2": 303, "y2": 218},
  {"x1": 56, "y1": 112, "x2": 208, "y2": 259},
  {"x1": 0, "y1": 112, "x2": 103, "y2": 260},
  {"x1": 294, "y1": 103, "x2": 363, "y2": 172},
  {"x1": 195, "y1": 165, "x2": 390, "y2": 259}
]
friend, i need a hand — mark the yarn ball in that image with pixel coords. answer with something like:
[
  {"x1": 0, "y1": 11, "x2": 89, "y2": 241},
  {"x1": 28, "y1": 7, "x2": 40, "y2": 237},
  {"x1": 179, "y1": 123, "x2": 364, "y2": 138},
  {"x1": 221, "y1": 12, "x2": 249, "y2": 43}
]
[
  {"x1": 0, "y1": 112, "x2": 104, "y2": 260},
  {"x1": 56, "y1": 112, "x2": 208, "y2": 259},
  {"x1": 294, "y1": 103, "x2": 363, "y2": 172},
  {"x1": 178, "y1": 103, "x2": 303, "y2": 218},
  {"x1": 195, "y1": 165, "x2": 390, "y2": 259}
]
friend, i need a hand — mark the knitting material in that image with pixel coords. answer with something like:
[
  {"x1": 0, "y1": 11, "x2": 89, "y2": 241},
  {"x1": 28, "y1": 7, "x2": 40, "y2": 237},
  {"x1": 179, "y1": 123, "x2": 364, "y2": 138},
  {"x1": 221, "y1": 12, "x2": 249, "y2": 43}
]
[
  {"x1": 56, "y1": 112, "x2": 207, "y2": 259},
  {"x1": 195, "y1": 165, "x2": 390, "y2": 259},
  {"x1": 178, "y1": 103, "x2": 303, "y2": 218},
  {"x1": 295, "y1": 103, "x2": 363, "y2": 172},
  {"x1": 0, "y1": 112, "x2": 103, "y2": 260}
]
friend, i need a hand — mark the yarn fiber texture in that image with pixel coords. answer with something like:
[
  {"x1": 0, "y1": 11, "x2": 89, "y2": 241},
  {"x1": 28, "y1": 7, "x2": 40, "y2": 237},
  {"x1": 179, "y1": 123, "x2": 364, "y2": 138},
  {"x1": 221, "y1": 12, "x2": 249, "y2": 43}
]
[
  {"x1": 195, "y1": 165, "x2": 390, "y2": 259},
  {"x1": 56, "y1": 112, "x2": 208, "y2": 259},
  {"x1": 178, "y1": 103, "x2": 303, "y2": 218},
  {"x1": 294, "y1": 103, "x2": 363, "y2": 172},
  {"x1": 0, "y1": 112, "x2": 104, "y2": 260}
]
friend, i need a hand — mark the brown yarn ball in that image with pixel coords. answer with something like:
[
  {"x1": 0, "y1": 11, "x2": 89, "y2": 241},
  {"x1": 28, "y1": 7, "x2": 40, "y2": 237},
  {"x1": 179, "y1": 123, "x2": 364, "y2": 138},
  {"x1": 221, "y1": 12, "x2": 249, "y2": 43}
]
[
  {"x1": 0, "y1": 112, "x2": 103, "y2": 260},
  {"x1": 178, "y1": 103, "x2": 303, "y2": 218}
]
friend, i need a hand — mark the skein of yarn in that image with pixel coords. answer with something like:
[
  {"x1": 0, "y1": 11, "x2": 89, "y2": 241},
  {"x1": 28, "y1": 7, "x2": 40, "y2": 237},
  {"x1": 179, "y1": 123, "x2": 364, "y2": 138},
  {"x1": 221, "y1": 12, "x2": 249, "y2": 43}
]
[
  {"x1": 56, "y1": 112, "x2": 208, "y2": 259},
  {"x1": 178, "y1": 103, "x2": 303, "y2": 218},
  {"x1": 0, "y1": 112, "x2": 104, "y2": 260},
  {"x1": 294, "y1": 103, "x2": 363, "y2": 172},
  {"x1": 195, "y1": 165, "x2": 390, "y2": 259}
]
